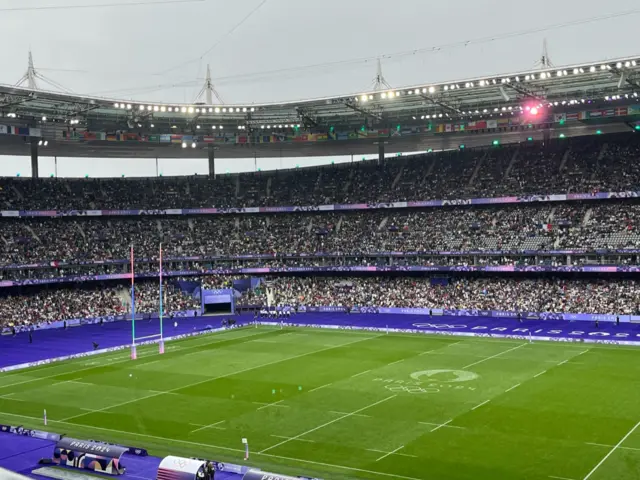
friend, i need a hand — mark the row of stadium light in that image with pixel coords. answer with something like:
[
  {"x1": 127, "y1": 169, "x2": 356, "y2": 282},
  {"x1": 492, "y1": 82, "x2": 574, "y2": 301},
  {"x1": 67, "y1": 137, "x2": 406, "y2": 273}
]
[
  {"x1": 112, "y1": 103, "x2": 256, "y2": 114},
  {"x1": 357, "y1": 61, "x2": 640, "y2": 102}
]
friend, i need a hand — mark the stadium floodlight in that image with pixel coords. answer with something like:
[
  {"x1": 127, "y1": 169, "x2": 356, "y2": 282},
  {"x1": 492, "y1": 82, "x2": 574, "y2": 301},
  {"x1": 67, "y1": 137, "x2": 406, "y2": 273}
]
[
  {"x1": 139, "y1": 105, "x2": 144, "y2": 111},
  {"x1": 219, "y1": 126, "x2": 223, "y2": 129},
  {"x1": 381, "y1": 92, "x2": 387, "y2": 99},
  {"x1": 483, "y1": 109, "x2": 488, "y2": 113},
  {"x1": 235, "y1": 108, "x2": 240, "y2": 112},
  {"x1": 266, "y1": 125, "x2": 271, "y2": 129},
  {"x1": 181, "y1": 107, "x2": 187, "y2": 113},
  {"x1": 590, "y1": 66, "x2": 597, "y2": 72},
  {"x1": 617, "y1": 62, "x2": 623, "y2": 68},
  {"x1": 222, "y1": 107, "x2": 227, "y2": 112},
  {"x1": 278, "y1": 124, "x2": 283, "y2": 128},
  {"x1": 191, "y1": 142, "x2": 196, "y2": 148},
  {"x1": 153, "y1": 106, "x2": 159, "y2": 112},
  {"x1": 38, "y1": 140, "x2": 43, "y2": 146},
  {"x1": 242, "y1": 107, "x2": 247, "y2": 112},
  {"x1": 147, "y1": 106, "x2": 153, "y2": 111},
  {"x1": 212, "y1": 125, "x2": 216, "y2": 129},
  {"x1": 196, "y1": 125, "x2": 200, "y2": 129},
  {"x1": 284, "y1": 124, "x2": 289, "y2": 128},
  {"x1": 209, "y1": 108, "x2": 213, "y2": 113},
  {"x1": 195, "y1": 108, "x2": 200, "y2": 113},
  {"x1": 420, "y1": 115, "x2": 424, "y2": 120},
  {"x1": 600, "y1": 65, "x2": 607, "y2": 70},
  {"x1": 425, "y1": 115, "x2": 430, "y2": 119},
  {"x1": 573, "y1": 68, "x2": 579, "y2": 74},
  {"x1": 368, "y1": 95, "x2": 373, "y2": 100},
  {"x1": 182, "y1": 142, "x2": 187, "y2": 148},
  {"x1": 414, "y1": 89, "x2": 420, "y2": 94},
  {"x1": 168, "y1": 107, "x2": 173, "y2": 112},
  {"x1": 126, "y1": 104, "x2": 132, "y2": 110},
  {"x1": 44, "y1": 140, "x2": 48, "y2": 146},
  {"x1": 42, "y1": 116, "x2": 47, "y2": 121},
  {"x1": 260, "y1": 125, "x2": 265, "y2": 129},
  {"x1": 114, "y1": 103, "x2": 119, "y2": 108},
  {"x1": 524, "y1": 75, "x2": 530, "y2": 81},
  {"x1": 422, "y1": 88, "x2": 427, "y2": 94},
  {"x1": 215, "y1": 107, "x2": 220, "y2": 113},
  {"x1": 444, "y1": 85, "x2": 449, "y2": 91},
  {"x1": 188, "y1": 107, "x2": 194, "y2": 113},
  {"x1": 633, "y1": 60, "x2": 637, "y2": 66},
  {"x1": 250, "y1": 107, "x2": 255, "y2": 112},
  {"x1": 296, "y1": 124, "x2": 300, "y2": 128},
  {"x1": 160, "y1": 106, "x2": 166, "y2": 112},
  {"x1": 530, "y1": 107, "x2": 539, "y2": 115},
  {"x1": 151, "y1": 124, "x2": 154, "y2": 128},
  {"x1": 438, "y1": 113, "x2": 443, "y2": 118}
]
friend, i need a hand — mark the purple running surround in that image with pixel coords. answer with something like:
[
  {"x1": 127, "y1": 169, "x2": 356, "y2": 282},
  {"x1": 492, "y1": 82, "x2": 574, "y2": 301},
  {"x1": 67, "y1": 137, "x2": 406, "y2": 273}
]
[
  {"x1": 0, "y1": 317, "x2": 223, "y2": 369},
  {"x1": 0, "y1": 433, "x2": 242, "y2": 480}
]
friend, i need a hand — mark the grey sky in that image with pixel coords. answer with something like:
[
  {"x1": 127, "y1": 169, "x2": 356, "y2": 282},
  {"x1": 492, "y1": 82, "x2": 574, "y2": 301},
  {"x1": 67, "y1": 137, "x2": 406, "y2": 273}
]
[{"x1": 2, "y1": 0, "x2": 640, "y2": 104}]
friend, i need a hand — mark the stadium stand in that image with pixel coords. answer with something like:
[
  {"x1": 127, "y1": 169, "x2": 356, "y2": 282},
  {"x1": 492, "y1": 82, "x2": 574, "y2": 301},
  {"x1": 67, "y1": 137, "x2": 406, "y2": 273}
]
[
  {"x1": 0, "y1": 134, "x2": 639, "y2": 211},
  {"x1": 3, "y1": 133, "x2": 640, "y2": 332}
]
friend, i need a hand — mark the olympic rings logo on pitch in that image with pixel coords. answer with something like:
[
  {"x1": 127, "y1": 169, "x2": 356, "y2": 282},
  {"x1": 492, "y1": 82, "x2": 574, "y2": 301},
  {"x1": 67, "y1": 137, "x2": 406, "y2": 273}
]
[{"x1": 384, "y1": 385, "x2": 440, "y2": 394}]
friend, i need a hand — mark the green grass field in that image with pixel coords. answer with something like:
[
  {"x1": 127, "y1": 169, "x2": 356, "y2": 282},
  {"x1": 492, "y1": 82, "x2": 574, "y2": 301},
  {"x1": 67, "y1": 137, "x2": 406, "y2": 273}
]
[{"x1": 2, "y1": 326, "x2": 640, "y2": 480}]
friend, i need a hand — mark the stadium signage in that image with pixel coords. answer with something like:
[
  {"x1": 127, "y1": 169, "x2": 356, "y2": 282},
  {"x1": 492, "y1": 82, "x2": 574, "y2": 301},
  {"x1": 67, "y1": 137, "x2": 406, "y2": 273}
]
[{"x1": 0, "y1": 189, "x2": 638, "y2": 219}]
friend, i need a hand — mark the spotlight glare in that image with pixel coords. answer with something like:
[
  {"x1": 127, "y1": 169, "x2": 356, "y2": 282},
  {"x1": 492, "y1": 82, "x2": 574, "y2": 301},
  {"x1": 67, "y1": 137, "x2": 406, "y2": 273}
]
[
  {"x1": 215, "y1": 107, "x2": 220, "y2": 113},
  {"x1": 191, "y1": 142, "x2": 196, "y2": 148},
  {"x1": 530, "y1": 106, "x2": 539, "y2": 115},
  {"x1": 181, "y1": 142, "x2": 187, "y2": 148}
]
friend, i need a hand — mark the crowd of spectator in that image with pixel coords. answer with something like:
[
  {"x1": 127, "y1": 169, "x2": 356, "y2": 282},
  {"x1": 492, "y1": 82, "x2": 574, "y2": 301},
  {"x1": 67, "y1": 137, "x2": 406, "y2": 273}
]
[
  {"x1": 1, "y1": 201, "x2": 640, "y2": 267},
  {"x1": 3, "y1": 275, "x2": 639, "y2": 329},
  {"x1": 0, "y1": 280, "x2": 200, "y2": 327},
  {"x1": 240, "y1": 276, "x2": 640, "y2": 315},
  {"x1": 1, "y1": 133, "x2": 640, "y2": 211}
]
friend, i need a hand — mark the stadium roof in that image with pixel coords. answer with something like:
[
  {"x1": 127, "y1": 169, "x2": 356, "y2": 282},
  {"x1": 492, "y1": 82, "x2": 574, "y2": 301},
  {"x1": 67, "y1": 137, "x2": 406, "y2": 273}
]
[{"x1": 0, "y1": 54, "x2": 639, "y2": 157}]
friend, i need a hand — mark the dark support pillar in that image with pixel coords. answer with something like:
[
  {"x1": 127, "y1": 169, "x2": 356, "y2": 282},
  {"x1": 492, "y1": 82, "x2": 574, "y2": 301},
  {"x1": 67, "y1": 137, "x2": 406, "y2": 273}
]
[
  {"x1": 207, "y1": 144, "x2": 215, "y2": 178},
  {"x1": 543, "y1": 129, "x2": 551, "y2": 148},
  {"x1": 378, "y1": 142, "x2": 384, "y2": 164},
  {"x1": 30, "y1": 138, "x2": 39, "y2": 179}
]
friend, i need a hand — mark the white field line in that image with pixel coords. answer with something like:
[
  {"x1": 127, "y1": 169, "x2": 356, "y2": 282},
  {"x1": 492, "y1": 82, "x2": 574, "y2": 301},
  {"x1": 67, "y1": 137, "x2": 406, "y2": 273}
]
[
  {"x1": 585, "y1": 442, "x2": 640, "y2": 452},
  {"x1": 583, "y1": 420, "x2": 640, "y2": 479},
  {"x1": 308, "y1": 383, "x2": 332, "y2": 393},
  {"x1": 257, "y1": 400, "x2": 289, "y2": 411},
  {"x1": 330, "y1": 411, "x2": 371, "y2": 418},
  {"x1": 270, "y1": 435, "x2": 315, "y2": 443},
  {"x1": 471, "y1": 399, "x2": 491, "y2": 411},
  {"x1": 351, "y1": 369, "x2": 371, "y2": 378},
  {"x1": 60, "y1": 334, "x2": 381, "y2": 423},
  {"x1": 190, "y1": 420, "x2": 226, "y2": 433},
  {"x1": 420, "y1": 420, "x2": 464, "y2": 432},
  {"x1": 505, "y1": 383, "x2": 521, "y2": 393},
  {"x1": 534, "y1": 371, "x2": 547, "y2": 378},
  {"x1": 375, "y1": 445, "x2": 405, "y2": 462},
  {"x1": 549, "y1": 476, "x2": 577, "y2": 480},
  {"x1": 463, "y1": 343, "x2": 528, "y2": 369},
  {"x1": 0, "y1": 410, "x2": 423, "y2": 480},
  {"x1": 387, "y1": 359, "x2": 405, "y2": 366},
  {"x1": 367, "y1": 448, "x2": 417, "y2": 459},
  {"x1": 259, "y1": 395, "x2": 396, "y2": 454}
]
